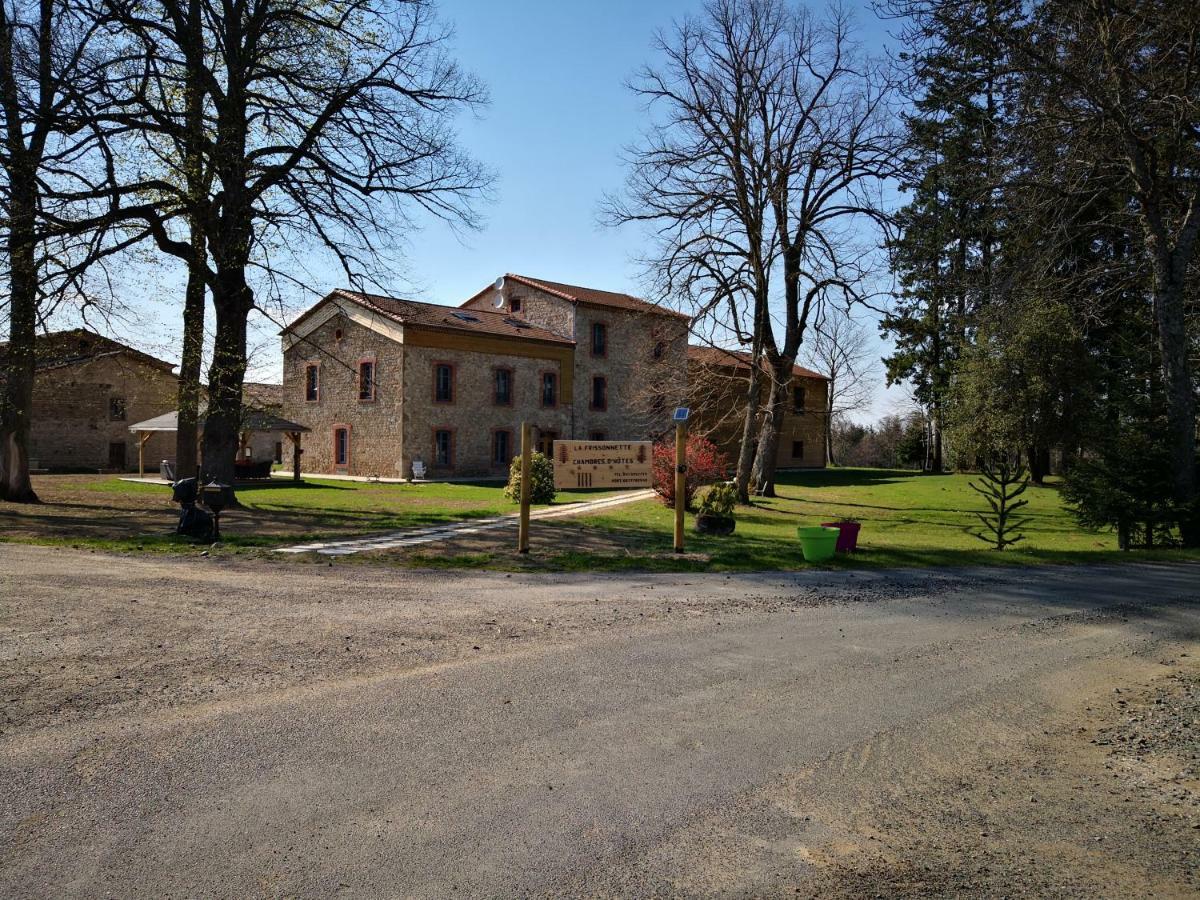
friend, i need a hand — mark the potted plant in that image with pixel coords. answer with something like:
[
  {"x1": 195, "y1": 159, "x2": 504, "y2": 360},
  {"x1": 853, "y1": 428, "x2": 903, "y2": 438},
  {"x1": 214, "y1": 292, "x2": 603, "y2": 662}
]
[
  {"x1": 797, "y1": 525, "x2": 840, "y2": 562},
  {"x1": 695, "y1": 482, "x2": 737, "y2": 536},
  {"x1": 820, "y1": 516, "x2": 862, "y2": 553}
]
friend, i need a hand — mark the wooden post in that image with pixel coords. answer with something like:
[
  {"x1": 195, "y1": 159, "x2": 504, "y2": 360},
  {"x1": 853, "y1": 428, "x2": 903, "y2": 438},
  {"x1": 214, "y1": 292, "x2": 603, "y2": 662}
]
[
  {"x1": 137, "y1": 431, "x2": 152, "y2": 479},
  {"x1": 674, "y1": 420, "x2": 687, "y2": 553},
  {"x1": 518, "y1": 421, "x2": 532, "y2": 553}
]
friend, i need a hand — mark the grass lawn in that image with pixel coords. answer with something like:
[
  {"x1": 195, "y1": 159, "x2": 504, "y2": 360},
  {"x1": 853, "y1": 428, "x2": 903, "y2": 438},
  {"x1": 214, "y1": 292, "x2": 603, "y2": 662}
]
[
  {"x1": 395, "y1": 467, "x2": 1200, "y2": 572},
  {"x1": 0, "y1": 474, "x2": 614, "y2": 552},
  {"x1": 4, "y1": 468, "x2": 1198, "y2": 573}
]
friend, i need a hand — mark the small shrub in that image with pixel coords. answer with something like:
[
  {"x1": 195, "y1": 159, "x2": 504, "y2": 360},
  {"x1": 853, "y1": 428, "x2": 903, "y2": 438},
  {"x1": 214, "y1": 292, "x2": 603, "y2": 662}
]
[
  {"x1": 504, "y1": 451, "x2": 556, "y2": 504},
  {"x1": 652, "y1": 434, "x2": 729, "y2": 510},
  {"x1": 969, "y1": 455, "x2": 1031, "y2": 550},
  {"x1": 697, "y1": 482, "x2": 737, "y2": 518}
]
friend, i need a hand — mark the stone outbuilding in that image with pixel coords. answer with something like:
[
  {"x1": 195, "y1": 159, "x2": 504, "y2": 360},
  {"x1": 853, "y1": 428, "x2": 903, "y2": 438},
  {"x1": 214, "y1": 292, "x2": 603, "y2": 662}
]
[
  {"x1": 0, "y1": 329, "x2": 178, "y2": 472},
  {"x1": 686, "y1": 345, "x2": 829, "y2": 469}
]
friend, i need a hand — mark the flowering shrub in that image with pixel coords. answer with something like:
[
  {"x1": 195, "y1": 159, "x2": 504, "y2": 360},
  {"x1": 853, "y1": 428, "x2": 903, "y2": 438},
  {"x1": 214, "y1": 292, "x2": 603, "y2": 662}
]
[
  {"x1": 652, "y1": 433, "x2": 729, "y2": 510},
  {"x1": 504, "y1": 451, "x2": 557, "y2": 504}
]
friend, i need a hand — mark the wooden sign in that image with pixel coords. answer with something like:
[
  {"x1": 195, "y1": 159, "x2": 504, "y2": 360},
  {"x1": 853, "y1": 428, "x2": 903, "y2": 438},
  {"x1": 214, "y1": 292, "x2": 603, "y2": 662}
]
[{"x1": 553, "y1": 440, "x2": 653, "y2": 489}]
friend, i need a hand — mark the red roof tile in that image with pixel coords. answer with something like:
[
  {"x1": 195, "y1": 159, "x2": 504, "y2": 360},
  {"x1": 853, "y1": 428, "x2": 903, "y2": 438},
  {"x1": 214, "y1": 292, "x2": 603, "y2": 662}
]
[
  {"x1": 464, "y1": 274, "x2": 691, "y2": 320},
  {"x1": 687, "y1": 345, "x2": 828, "y2": 380},
  {"x1": 288, "y1": 290, "x2": 575, "y2": 346}
]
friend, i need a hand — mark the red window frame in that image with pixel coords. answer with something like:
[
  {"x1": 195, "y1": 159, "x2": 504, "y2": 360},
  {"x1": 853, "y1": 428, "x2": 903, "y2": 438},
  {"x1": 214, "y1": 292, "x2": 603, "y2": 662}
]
[
  {"x1": 590, "y1": 375, "x2": 607, "y2": 411},
  {"x1": 432, "y1": 361, "x2": 455, "y2": 404},
  {"x1": 591, "y1": 321, "x2": 608, "y2": 357},
  {"x1": 432, "y1": 427, "x2": 456, "y2": 469},
  {"x1": 357, "y1": 357, "x2": 376, "y2": 402},
  {"x1": 491, "y1": 428, "x2": 514, "y2": 467},
  {"x1": 493, "y1": 366, "x2": 514, "y2": 407},
  {"x1": 304, "y1": 362, "x2": 320, "y2": 402},
  {"x1": 540, "y1": 370, "x2": 558, "y2": 408},
  {"x1": 333, "y1": 424, "x2": 351, "y2": 469}
]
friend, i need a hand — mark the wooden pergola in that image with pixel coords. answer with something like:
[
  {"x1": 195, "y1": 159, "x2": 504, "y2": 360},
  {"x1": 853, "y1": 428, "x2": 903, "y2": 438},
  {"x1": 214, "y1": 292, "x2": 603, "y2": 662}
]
[{"x1": 128, "y1": 409, "x2": 310, "y2": 480}]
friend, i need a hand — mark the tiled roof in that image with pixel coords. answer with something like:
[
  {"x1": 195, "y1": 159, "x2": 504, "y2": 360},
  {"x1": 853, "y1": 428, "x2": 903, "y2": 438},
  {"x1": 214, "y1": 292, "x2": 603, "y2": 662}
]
[
  {"x1": 0, "y1": 328, "x2": 176, "y2": 374},
  {"x1": 687, "y1": 345, "x2": 828, "y2": 381},
  {"x1": 465, "y1": 274, "x2": 691, "y2": 320},
  {"x1": 243, "y1": 382, "x2": 282, "y2": 409},
  {"x1": 296, "y1": 290, "x2": 575, "y2": 345}
]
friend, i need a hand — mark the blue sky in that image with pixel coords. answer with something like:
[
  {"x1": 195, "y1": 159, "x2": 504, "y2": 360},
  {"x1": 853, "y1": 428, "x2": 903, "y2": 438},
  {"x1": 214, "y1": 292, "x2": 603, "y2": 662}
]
[{"x1": 87, "y1": 0, "x2": 914, "y2": 421}]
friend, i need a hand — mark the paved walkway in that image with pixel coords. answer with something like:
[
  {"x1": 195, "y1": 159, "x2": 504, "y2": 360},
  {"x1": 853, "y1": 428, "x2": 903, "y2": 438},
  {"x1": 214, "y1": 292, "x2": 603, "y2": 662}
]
[{"x1": 273, "y1": 489, "x2": 655, "y2": 556}]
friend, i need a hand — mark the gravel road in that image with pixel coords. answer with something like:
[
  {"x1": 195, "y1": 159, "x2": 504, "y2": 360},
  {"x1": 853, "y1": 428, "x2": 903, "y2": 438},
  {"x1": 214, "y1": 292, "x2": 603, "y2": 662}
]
[{"x1": 1, "y1": 545, "x2": 1198, "y2": 897}]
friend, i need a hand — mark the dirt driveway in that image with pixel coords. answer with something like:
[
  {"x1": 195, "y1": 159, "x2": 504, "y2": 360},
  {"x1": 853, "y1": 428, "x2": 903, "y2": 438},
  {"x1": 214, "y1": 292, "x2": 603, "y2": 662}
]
[{"x1": 2, "y1": 545, "x2": 1198, "y2": 897}]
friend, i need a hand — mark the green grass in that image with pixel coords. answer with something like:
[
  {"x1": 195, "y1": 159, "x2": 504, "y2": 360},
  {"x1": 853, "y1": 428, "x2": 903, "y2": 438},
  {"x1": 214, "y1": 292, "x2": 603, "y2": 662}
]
[
  {"x1": 526, "y1": 467, "x2": 1200, "y2": 572},
  {"x1": 7, "y1": 469, "x2": 1199, "y2": 572},
  {"x1": 1, "y1": 476, "x2": 619, "y2": 556}
]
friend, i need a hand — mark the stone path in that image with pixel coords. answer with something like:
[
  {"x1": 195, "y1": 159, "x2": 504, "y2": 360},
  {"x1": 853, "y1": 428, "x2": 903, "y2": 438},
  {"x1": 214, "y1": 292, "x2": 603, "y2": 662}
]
[{"x1": 273, "y1": 489, "x2": 655, "y2": 556}]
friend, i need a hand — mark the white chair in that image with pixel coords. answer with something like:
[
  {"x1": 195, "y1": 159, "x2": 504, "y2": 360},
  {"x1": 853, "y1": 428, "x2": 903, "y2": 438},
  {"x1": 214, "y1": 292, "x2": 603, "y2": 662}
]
[{"x1": 411, "y1": 459, "x2": 427, "y2": 481}]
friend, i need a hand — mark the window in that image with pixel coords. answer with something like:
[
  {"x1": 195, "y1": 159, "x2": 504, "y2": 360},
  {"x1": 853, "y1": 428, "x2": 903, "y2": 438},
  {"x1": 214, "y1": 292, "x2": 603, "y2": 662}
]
[
  {"x1": 589, "y1": 431, "x2": 606, "y2": 441},
  {"x1": 591, "y1": 322, "x2": 607, "y2": 357},
  {"x1": 109, "y1": 397, "x2": 127, "y2": 421},
  {"x1": 793, "y1": 385, "x2": 806, "y2": 413},
  {"x1": 541, "y1": 371, "x2": 557, "y2": 407},
  {"x1": 792, "y1": 440, "x2": 804, "y2": 459},
  {"x1": 358, "y1": 360, "x2": 375, "y2": 401},
  {"x1": 334, "y1": 427, "x2": 350, "y2": 467},
  {"x1": 274, "y1": 441, "x2": 283, "y2": 464},
  {"x1": 591, "y1": 375, "x2": 607, "y2": 410},
  {"x1": 537, "y1": 430, "x2": 558, "y2": 457},
  {"x1": 433, "y1": 363, "x2": 454, "y2": 403},
  {"x1": 492, "y1": 430, "x2": 512, "y2": 466},
  {"x1": 494, "y1": 367, "x2": 513, "y2": 406},
  {"x1": 305, "y1": 364, "x2": 320, "y2": 402},
  {"x1": 510, "y1": 296, "x2": 522, "y2": 313},
  {"x1": 653, "y1": 340, "x2": 666, "y2": 360},
  {"x1": 333, "y1": 328, "x2": 344, "y2": 343},
  {"x1": 434, "y1": 429, "x2": 454, "y2": 467}
]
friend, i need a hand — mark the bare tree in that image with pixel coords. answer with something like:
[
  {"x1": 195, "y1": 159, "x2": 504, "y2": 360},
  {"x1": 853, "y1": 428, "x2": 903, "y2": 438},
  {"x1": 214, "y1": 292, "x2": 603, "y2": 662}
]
[
  {"x1": 0, "y1": 0, "x2": 123, "y2": 502},
  {"x1": 608, "y1": 0, "x2": 898, "y2": 501},
  {"x1": 79, "y1": 0, "x2": 491, "y2": 493},
  {"x1": 801, "y1": 307, "x2": 875, "y2": 465},
  {"x1": 605, "y1": 0, "x2": 782, "y2": 503}
]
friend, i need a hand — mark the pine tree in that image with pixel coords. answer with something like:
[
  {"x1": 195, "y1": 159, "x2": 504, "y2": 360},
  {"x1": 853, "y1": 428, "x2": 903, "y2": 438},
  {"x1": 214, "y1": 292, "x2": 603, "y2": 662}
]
[{"x1": 880, "y1": 0, "x2": 1021, "y2": 471}]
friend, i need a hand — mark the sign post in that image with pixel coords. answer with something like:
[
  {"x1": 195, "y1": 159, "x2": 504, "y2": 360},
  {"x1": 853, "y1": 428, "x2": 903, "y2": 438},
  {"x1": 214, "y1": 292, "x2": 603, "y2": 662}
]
[
  {"x1": 673, "y1": 407, "x2": 690, "y2": 553},
  {"x1": 518, "y1": 421, "x2": 531, "y2": 553}
]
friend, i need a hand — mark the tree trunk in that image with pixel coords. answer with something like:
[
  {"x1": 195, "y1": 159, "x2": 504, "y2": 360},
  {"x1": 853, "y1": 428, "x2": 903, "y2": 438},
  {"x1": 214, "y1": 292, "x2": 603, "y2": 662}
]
[
  {"x1": 734, "y1": 363, "x2": 763, "y2": 504},
  {"x1": 0, "y1": 13, "x2": 39, "y2": 504},
  {"x1": 750, "y1": 364, "x2": 790, "y2": 497},
  {"x1": 1027, "y1": 445, "x2": 1046, "y2": 485},
  {"x1": 0, "y1": 171, "x2": 39, "y2": 503},
  {"x1": 174, "y1": 241, "x2": 206, "y2": 479},
  {"x1": 825, "y1": 386, "x2": 835, "y2": 467},
  {"x1": 200, "y1": 269, "x2": 252, "y2": 496},
  {"x1": 1150, "y1": 265, "x2": 1198, "y2": 546}
]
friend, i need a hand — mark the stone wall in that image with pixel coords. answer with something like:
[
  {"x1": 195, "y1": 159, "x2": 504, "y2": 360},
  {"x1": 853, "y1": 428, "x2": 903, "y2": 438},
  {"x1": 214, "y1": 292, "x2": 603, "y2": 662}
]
[
  {"x1": 690, "y1": 364, "x2": 829, "y2": 470},
  {"x1": 401, "y1": 342, "x2": 573, "y2": 477},
  {"x1": 281, "y1": 311, "x2": 405, "y2": 477},
  {"x1": 571, "y1": 303, "x2": 689, "y2": 442},
  {"x1": 30, "y1": 355, "x2": 177, "y2": 471},
  {"x1": 464, "y1": 282, "x2": 690, "y2": 443}
]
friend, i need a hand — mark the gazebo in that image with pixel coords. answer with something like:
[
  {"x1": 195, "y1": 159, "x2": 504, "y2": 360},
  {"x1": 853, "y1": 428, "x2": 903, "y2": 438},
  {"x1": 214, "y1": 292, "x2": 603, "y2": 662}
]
[{"x1": 128, "y1": 409, "x2": 310, "y2": 481}]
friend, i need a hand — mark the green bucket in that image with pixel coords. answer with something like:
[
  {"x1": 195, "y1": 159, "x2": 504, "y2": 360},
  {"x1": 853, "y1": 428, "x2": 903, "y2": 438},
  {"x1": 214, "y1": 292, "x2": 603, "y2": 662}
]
[{"x1": 797, "y1": 525, "x2": 840, "y2": 562}]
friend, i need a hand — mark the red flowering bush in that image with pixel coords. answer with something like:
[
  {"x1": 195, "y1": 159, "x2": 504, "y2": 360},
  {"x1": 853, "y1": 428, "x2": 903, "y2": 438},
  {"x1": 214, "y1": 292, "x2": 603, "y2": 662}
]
[{"x1": 652, "y1": 434, "x2": 729, "y2": 510}]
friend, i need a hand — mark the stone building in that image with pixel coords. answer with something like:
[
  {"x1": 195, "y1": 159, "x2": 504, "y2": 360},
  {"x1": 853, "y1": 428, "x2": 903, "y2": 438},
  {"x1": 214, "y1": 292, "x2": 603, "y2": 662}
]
[
  {"x1": 0, "y1": 329, "x2": 179, "y2": 471},
  {"x1": 686, "y1": 345, "x2": 829, "y2": 469},
  {"x1": 281, "y1": 276, "x2": 690, "y2": 477}
]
